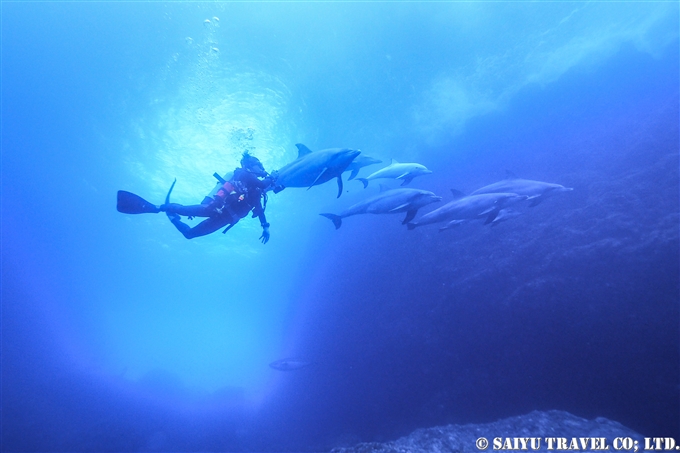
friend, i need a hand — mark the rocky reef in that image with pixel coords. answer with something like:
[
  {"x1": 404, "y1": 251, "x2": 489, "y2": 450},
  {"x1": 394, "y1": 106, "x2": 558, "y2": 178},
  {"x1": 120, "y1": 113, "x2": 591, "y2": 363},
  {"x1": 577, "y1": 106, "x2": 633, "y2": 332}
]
[{"x1": 331, "y1": 410, "x2": 643, "y2": 453}]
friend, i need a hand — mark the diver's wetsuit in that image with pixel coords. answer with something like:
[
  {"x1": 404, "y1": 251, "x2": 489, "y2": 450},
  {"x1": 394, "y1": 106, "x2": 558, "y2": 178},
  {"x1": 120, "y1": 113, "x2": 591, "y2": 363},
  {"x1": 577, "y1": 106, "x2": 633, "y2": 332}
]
[{"x1": 164, "y1": 168, "x2": 271, "y2": 239}]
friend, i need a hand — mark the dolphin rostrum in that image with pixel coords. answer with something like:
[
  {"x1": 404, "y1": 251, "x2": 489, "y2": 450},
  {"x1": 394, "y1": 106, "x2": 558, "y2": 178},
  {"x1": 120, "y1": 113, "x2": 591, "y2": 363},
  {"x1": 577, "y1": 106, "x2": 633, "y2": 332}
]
[
  {"x1": 269, "y1": 358, "x2": 314, "y2": 371},
  {"x1": 356, "y1": 159, "x2": 432, "y2": 188},
  {"x1": 344, "y1": 155, "x2": 383, "y2": 180},
  {"x1": 274, "y1": 144, "x2": 361, "y2": 198},
  {"x1": 408, "y1": 190, "x2": 527, "y2": 229},
  {"x1": 471, "y1": 172, "x2": 573, "y2": 207},
  {"x1": 320, "y1": 186, "x2": 442, "y2": 229}
]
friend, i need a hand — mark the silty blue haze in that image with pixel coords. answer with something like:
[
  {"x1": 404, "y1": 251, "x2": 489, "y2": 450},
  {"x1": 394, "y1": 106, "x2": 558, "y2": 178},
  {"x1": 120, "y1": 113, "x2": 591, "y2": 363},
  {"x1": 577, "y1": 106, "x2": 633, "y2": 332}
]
[{"x1": 2, "y1": 2, "x2": 678, "y2": 451}]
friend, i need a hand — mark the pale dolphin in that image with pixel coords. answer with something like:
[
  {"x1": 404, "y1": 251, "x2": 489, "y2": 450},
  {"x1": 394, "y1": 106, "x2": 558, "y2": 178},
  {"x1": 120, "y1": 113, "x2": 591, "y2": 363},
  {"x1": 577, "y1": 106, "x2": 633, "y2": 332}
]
[
  {"x1": 438, "y1": 208, "x2": 523, "y2": 231},
  {"x1": 269, "y1": 358, "x2": 314, "y2": 371},
  {"x1": 471, "y1": 172, "x2": 573, "y2": 207},
  {"x1": 274, "y1": 144, "x2": 361, "y2": 198},
  {"x1": 356, "y1": 159, "x2": 432, "y2": 188},
  {"x1": 408, "y1": 190, "x2": 527, "y2": 229},
  {"x1": 344, "y1": 155, "x2": 383, "y2": 180},
  {"x1": 320, "y1": 186, "x2": 442, "y2": 229}
]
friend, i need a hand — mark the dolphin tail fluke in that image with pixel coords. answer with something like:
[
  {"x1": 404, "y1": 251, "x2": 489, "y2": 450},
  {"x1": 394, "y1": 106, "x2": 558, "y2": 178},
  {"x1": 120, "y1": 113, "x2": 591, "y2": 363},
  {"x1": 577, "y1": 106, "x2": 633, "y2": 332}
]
[
  {"x1": 356, "y1": 178, "x2": 369, "y2": 189},
  {"x1": 116, "y1": 191, "x2": 160, "y2": 214},
  {"x1": 348, "y1": 169, "x2": 359, "y2": 180},
  {"x1": 402, "y1": 209, "x2": 418, "y2": 224},
  {"x1": 320, "y1": 213, "x2": 342, "y2": 229},
  {"x1": 336, "y1": 176, "x2": 344, "y2": 198}
]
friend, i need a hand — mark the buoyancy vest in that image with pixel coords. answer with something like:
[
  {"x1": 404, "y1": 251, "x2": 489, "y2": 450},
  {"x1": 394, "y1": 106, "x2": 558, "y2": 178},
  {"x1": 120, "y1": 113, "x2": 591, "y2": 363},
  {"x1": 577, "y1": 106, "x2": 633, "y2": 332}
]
[{"x1": 209, "y1": 169, "x2": 262, "y2": 220}]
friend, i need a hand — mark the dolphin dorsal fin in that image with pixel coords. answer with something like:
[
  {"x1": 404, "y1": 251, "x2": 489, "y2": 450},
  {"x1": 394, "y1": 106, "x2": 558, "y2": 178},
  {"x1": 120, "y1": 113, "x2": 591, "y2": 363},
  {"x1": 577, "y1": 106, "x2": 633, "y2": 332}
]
[
  {"x1": 389, "y1": 158, "x2": 400, "y2": 165},
  {"x1": 505, "y1": 170, "x2": 519, "y2": 180},
  {"x1": 450, "y1": 189, "x2": 466, "y2": 200},
  {"x1": 378, "y1": 184, "x2": 392, "y2": 193},
  {"x1": 295, "y1": 144, "x2": 314, "y2": 159}
]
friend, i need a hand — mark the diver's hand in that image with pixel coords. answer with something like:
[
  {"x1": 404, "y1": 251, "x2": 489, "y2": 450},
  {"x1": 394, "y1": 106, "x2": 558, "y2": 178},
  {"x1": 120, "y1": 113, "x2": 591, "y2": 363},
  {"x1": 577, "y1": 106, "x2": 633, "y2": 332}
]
[{"x1": 260, "y1": 226, "x2": 270, "y2": 244}]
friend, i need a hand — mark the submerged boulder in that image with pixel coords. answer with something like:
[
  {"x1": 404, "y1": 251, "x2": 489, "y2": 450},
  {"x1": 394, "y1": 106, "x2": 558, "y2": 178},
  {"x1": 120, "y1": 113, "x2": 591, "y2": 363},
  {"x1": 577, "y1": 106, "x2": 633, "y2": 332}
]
[{"x1": 331, "y1": 410, "x2": 643, "y2": 453}]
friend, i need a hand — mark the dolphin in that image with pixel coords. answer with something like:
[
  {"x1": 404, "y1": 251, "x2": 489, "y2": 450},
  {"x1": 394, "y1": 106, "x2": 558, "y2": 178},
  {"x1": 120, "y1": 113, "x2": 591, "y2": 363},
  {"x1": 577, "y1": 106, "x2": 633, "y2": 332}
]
[
  {"x1": 344, "y1": 155, "x2": 383, "y2": 180},
  {"x1": 269, "y1": 358, "x2": 314, "y2": 371},
  {"x1": 407, "y1": 190, "x2": 527, "y2": 230},
  {"x1": 274, "y1": 144, "x2": 361, "y2": 198},
  {"x1": 356, "y1": 159, "x2": 432, "y2": 188},
  {"x1": 471, "y1": 172, "x2": 573, "y2": 207},
  {"x1": 438, "y1": 208, "x2": 523, "y2": 231},
  {"x1": 320, "y1": 186, "x2": 442, "y2": 229}
]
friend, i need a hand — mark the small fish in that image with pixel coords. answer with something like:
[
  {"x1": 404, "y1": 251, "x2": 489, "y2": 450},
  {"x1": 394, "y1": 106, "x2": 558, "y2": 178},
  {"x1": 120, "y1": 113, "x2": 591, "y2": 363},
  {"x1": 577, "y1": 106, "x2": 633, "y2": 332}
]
[{"x1": 269, "y1": 358, "x2": 314, "y2": 371}]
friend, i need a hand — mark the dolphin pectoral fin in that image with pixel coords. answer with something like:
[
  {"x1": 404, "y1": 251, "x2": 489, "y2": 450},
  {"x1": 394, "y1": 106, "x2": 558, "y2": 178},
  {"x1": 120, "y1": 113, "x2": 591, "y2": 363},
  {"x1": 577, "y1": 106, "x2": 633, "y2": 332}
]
[
  {"x1": 528, "y1": 196, "x2": 543, "y2": 207},
  {"x1": 356, "y1": 178, "x2": 369, "y2": 189},
  {"x1": 320, "y1": 213, "x2": 342, "y2": 229},
  {"x1": 295, "y1": 143, "x2": 314, "y2": 159},
  {"x1": 406, "y1": 222, "x2": 417, "y2": 230},
  {"x1": 402, "y1": 209, "x2": 418, "y2": 224},
  {"x1": 400, "y1": 176, "x2": 414, "y2": 186},
  {"x1": 389, "y1": 203, "x2": 410, "y2": 212},
  {"x1": 308, "y1": 168, "x2": 330, "y2": 189},
  {"x1": 336, "y1": 176, "x2": 344, "y2": 198},
  {"x1": 484, "y1": 209, "x2": 500, "y2": 225},
  {"x1": 439, "y1": 220, "x2": 464, "y2": 231},
  {"x1": 348, "y1": 169, "x2": 359, "y2": 180}
]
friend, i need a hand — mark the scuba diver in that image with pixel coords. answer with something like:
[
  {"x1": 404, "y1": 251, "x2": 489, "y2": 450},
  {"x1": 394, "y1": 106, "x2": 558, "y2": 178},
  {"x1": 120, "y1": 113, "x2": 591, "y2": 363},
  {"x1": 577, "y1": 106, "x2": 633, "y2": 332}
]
[{"x1": 117, "y1": 152, "x2": 277, "y2": 243}]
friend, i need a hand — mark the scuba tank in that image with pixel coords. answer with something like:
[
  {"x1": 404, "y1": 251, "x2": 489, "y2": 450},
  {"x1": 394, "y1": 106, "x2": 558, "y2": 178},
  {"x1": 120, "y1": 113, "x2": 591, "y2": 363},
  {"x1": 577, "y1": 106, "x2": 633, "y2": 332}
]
[{"x1": 201, "y1": 171, "x2": 234, "y2": 205}]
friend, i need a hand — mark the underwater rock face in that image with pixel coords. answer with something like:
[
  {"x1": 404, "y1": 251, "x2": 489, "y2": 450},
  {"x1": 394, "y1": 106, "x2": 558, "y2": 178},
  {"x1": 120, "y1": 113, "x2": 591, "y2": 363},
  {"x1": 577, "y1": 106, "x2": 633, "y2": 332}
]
[{"x1": 331, "y1": 410, "x2": 643, "y2": 453}]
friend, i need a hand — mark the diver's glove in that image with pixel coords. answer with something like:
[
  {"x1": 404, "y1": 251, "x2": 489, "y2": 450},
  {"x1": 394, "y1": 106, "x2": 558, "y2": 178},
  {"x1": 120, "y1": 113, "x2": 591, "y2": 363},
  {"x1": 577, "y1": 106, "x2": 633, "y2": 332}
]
[
  {"x1": 260, "y1": 223, "x2": 270, "y2": 244},
  {"x1": 210, "y1": 194, "x2": 226, "y2": 213}
]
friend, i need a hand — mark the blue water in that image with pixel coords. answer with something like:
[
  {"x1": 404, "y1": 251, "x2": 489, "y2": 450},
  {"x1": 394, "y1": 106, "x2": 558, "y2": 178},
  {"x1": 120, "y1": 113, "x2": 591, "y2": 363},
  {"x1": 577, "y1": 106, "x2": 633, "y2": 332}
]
[{"x1": 2, "y1": 2, "x2": 678, "y2": 451}]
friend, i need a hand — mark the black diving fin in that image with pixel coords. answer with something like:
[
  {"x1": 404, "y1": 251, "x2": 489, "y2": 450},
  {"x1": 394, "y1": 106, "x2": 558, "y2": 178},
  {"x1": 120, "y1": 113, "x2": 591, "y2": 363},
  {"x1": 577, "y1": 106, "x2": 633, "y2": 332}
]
[
  {"x1": 116, "y1": 191, "x2": 160, "y2": 214},
  {"x1": 165, "y1": 178, "x2": 176, "y2": 205},
  {"x1": 116, "y1": 179, "x2": 176, "y2": 215}
]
